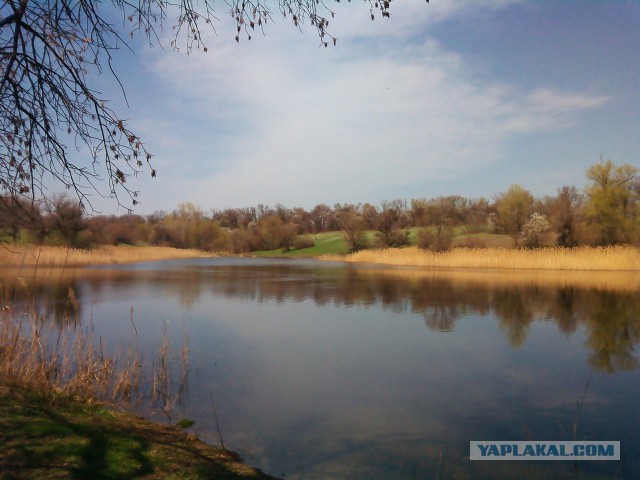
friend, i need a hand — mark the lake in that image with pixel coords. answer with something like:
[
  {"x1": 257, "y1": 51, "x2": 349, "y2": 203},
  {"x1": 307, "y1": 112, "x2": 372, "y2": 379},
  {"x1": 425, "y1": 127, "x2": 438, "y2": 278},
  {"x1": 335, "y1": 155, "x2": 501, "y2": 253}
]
[{"x1": 2, "y1": 257, "x2": 639, "y2": 479}]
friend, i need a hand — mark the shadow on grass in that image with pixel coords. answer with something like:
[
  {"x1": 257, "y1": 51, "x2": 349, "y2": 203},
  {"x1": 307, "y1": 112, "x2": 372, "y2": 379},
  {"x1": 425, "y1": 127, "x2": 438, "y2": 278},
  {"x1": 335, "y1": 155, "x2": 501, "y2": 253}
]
[{"x1": 0, "y1": 386, "x2": 275, "y2": 480}]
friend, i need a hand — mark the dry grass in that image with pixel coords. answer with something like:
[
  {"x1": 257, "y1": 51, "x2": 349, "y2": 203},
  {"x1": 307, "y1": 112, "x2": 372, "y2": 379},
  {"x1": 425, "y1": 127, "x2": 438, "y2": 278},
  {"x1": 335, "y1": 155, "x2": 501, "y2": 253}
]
[
  {"x1": 0, "y1": 244, "x2": 214, "y2": 267},
  {"x1": 323, "y1": 246, "x2": 640, "y2": 271},
  {"x1": 0, "y1": 289, "x2": 188, "y2": 408},
  {"x1": 1, "y1": 300, "x2": 140, "y2": 402}
]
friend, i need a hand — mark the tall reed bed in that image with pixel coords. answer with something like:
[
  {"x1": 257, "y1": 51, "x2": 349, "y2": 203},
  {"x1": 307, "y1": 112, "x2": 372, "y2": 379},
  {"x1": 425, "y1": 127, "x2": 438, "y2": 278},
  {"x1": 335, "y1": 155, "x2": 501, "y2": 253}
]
[
  {"x1": 0, "y1": 287, "x2": 189, "y2": 410},
  {"x1": 323, "y1": 246, "x2": 640, "y2": 271},
  {"x1": 0, "y1": 244, "x2": 213, "y2": 267}
]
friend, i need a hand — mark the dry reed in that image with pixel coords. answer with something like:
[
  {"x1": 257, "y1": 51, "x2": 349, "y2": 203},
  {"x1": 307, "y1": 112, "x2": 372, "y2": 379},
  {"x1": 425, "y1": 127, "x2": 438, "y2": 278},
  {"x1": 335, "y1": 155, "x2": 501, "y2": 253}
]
[
  {"x1": 0, "y1": 287, "x2": 189, "y2": 408},
  {"x1": 0, "y1": 298, "x2": 141, "y2": 402},
  {"x1": 323, "y1": 246, "x2": 640, "y2": 271},
  {"x1": 150, "y1": 323, "x2": 190, "y2": 421},
  {"x1": 0, "y1": 244, "x2": 214, "y2": 267}
]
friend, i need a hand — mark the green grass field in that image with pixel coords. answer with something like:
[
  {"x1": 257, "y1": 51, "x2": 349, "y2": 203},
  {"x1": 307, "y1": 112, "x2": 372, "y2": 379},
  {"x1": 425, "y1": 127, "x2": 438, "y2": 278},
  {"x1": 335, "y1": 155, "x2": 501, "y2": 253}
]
[
  {"x1": 252, "y1": 231, "x2": 349, "y2": 257},
  {"x1": 251, "y1": 228, "x2": 516, "y2": 258}
]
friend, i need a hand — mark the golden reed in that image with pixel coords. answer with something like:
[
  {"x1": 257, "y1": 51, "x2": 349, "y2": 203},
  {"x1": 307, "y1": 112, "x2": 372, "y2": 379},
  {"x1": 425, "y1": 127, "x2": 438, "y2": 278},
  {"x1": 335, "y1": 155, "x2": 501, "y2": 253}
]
[
  {"x1": 0, "y1": 244, "x2": 214, "y2": 267},
  {"x1": 323, "y1": 246, "x2": 640, "y2": 271}
]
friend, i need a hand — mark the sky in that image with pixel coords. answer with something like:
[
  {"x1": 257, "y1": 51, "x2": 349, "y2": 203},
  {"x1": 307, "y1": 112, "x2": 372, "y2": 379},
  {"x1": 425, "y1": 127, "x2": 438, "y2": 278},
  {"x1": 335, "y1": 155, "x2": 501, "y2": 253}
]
[{"x1": 83, "y1": 0, "x2": 639, "y2": 214}]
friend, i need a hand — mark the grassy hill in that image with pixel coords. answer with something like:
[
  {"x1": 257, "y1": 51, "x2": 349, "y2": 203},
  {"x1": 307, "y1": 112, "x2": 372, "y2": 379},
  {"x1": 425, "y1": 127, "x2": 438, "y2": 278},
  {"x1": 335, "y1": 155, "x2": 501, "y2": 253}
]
[{"x1": 251, "y1": 229, "x2": 516, "y2": 257}]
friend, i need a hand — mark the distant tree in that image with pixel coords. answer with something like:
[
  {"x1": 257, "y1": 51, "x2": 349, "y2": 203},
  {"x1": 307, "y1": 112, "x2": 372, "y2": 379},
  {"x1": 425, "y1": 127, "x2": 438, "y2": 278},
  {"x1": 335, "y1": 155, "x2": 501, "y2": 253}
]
[
  {"x1": 147, "y1": 210, "x2": 167, "y2": 224},
  {"x1": 237, "y1": 207, "x2": 258, "y2": 229},
  {"x1": 192, "y1": 220, "x2": 231, "y2": 251},
  {"x1": 253, "y1": 215, "x2": 293, "y2": 251},
  {"x1": 381, "y1": 198, "x2": 410, "y2": 227},
  {"x1": 341, "y1": 210, "x2": 369, "y2": 252},
  {"x1": 417, "y1": 226, "x2": 453, "y2": 252},
  {"x1": 230, "y1": 228, "x2": 251, "y2": 254},
  {"x1": 424, "y1": 196, "x2": 465, "y2": 234},
  {"x1": 274, "y1": 203, "x2": 292, "y2": 223},
  {"x1": 552, "y1": 186, "x2": 581, "y2": 247},
  {"x1": 375, "y1": 207, "x2": 410, "y2": 248},
  {"x1": 1, "y1": 1, "x2": 409, "y2": 209},
  {"x1": 522, "y1": 212, "x2": 551, "y2": 248},
  {"x1": 212, "y1": 208, "x2": 240, "y2": 229},
  {"x1": 176, "y1": 202, "x2": 204, "y2": 222},
  {"x1": 584, "y1": 159, "x2": 639, "y2": 245},
  {"x1": 361, "y1": 202, "x2": 379, "y2": 229},
  {"x1": 494, "y1": 184, "x2": 534, "y2": 246},
  {"x1": 291, "y1": 207, "x2": 313, "y2": 233},
  {"x1": 464, "y1": 197, "x2": 491, "y2": 233},
  {"x1": 410, "y1": 198, "x2": 429, "y2": 226},
  {"x1": 43, "y1": 194, "x2": 85, "y2": 247},
  {"x1": 310, "y1": 203, "x2": 333, "y2": 233}
]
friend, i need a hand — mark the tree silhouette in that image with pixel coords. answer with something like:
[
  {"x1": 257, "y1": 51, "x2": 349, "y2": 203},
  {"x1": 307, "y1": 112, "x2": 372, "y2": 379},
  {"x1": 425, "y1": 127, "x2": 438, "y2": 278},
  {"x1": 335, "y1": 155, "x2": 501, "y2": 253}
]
[{"x1": 0, "y1": 1, "x2": 406, "y2": 212}]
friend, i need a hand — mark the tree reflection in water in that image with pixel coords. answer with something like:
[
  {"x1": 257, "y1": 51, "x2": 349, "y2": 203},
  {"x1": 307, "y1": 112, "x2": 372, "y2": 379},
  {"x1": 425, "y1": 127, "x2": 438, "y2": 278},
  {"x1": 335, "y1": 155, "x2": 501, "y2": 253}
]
[{"x1": 2, "y1": 261, "x2": 638, "y2": 374}]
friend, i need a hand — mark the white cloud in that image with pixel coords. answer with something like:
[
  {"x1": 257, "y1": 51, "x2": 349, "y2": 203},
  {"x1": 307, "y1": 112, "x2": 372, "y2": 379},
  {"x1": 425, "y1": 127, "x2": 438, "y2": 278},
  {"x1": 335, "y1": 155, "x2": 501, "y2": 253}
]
[{"x1": 135, "y1": 0, "x2": 609, "y2": 209}]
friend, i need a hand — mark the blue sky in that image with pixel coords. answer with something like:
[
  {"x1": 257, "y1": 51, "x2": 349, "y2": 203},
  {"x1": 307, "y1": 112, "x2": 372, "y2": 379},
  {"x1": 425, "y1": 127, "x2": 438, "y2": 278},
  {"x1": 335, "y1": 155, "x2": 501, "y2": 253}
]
[{"x1": 86, "y1": 0, "x2": 639, "y2": 214}]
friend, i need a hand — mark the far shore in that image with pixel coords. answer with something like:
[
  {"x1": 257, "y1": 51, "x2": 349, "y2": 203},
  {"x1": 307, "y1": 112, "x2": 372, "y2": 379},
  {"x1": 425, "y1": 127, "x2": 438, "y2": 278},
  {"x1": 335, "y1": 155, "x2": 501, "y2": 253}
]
[
  {"x1": 321, "y1": 245, "x2": 640, "y2": 271},
  {"x1": 2, "y1": 243, "x2": 640, "y2": 272}
]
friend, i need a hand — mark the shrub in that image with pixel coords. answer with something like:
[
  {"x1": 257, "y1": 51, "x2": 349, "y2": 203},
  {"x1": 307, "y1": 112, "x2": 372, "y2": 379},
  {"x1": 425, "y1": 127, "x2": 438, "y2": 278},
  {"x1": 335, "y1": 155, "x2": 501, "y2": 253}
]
[
  {"x1": 375, "y1": 229, "x2": 410, "y2": 248},
  {"x1": 293, "y1": 236, "x2": 315, "y2": 250},
  {"x1": 418, "y1": 227, "x2": 453, "y2": 252},
  {"x1": 456, "y1": 237, "x2": 487, "y2": 249}
]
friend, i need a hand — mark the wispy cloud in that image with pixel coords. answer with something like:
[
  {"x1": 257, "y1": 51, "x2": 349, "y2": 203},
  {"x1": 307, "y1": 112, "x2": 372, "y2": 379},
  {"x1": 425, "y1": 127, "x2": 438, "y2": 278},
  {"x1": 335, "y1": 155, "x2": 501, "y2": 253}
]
[{"x1": 134, "y1": 0, "x2": 609, "y2": 209}]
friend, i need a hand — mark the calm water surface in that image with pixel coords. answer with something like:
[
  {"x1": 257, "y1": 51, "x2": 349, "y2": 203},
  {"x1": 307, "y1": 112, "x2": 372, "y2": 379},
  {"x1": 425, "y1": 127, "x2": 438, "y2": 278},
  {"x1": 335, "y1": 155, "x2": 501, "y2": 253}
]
[{"x1": 2, "y1": 258, "x2": 639, "y2": 479}]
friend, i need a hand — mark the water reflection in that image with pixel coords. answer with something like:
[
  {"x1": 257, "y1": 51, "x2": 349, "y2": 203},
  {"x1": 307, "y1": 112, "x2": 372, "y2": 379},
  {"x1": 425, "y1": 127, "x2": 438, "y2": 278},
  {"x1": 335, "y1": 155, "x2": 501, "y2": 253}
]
[
  {"x1": 1, "y1": 259, "x2": 639, "y2": 479},
  {"x1": 3, "y1": 261, "x2": 638, "y2": 374},
  {"x1": 0, "y1": 271, "x2": 83, "y2": 325}
]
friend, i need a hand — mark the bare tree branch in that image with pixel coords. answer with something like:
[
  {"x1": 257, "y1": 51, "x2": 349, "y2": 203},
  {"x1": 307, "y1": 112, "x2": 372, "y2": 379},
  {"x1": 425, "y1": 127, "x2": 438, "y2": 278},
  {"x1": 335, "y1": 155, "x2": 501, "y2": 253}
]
[{"x1": 0, "y1": 1, "x2": 406, "y2": 212}]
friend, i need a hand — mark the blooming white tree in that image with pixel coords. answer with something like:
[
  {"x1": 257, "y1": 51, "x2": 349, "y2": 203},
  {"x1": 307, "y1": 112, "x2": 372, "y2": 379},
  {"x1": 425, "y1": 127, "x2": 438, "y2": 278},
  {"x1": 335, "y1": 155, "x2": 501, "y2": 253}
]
[{"x1": 522, "y1": 212, "x2": 551, "y2": 248}]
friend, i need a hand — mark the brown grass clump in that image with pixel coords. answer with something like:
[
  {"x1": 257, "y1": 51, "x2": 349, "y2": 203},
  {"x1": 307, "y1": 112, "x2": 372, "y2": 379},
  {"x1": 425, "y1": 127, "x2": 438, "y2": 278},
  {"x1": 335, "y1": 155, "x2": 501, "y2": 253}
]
[
  {"x1": 0, "y1": 244, "x2": 214, "y2": 267},
  {"x1": 323, "y1": 245, "x2": 640, "y2": 271}
]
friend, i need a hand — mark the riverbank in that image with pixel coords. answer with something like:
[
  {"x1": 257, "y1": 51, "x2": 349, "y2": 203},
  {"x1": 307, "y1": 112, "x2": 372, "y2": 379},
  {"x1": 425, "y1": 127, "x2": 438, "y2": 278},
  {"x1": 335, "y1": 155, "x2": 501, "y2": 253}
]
[
  {"x1": 321, "y1": 245, "x2": 640, "y2": 271},
  {"x1": 0, "y1": 289, "x2": 274, "y2": 479},
  {"x1": 3, "y1": 242, "x2": 639, "y2": 272},
  {"x1": 0, "y1": 383, "x2": 275, "y2": 480},
  {"x1": 0, "y1": 244, "x2": 215, "y2": 267}
]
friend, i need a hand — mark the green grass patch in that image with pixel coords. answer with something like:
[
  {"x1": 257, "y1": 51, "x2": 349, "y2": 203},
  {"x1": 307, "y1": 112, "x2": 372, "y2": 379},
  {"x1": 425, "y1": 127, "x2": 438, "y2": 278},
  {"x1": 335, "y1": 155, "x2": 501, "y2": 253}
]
[
  {"x1": 0, "y1": 384, "x2": 275, "y2": 480},
  {"x1": 252, "y1": 231, "x2": 349, "y2": 257},
  {"x1": 177, "y1": 418, "x2": 196, "y2": 429},
  {"x1": 252, "y1": 229, "x2": 520, "y2": 258}
]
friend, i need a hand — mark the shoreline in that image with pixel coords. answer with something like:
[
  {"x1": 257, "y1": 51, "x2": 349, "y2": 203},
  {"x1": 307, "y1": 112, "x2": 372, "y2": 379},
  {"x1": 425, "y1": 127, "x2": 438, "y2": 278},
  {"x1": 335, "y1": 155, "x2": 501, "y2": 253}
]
[
  {"x1": 320, "y1": 245, "x2": 640, "y2": 272},
  {"x1": 0, "y1": 382, "x2": 276, "y2": 479},
  {"x1": 0, "y1": 244, "x2": 217, "y2": 267},
  {"x1": 2, "y1": 243, "x2": 639, "y2": 272}
]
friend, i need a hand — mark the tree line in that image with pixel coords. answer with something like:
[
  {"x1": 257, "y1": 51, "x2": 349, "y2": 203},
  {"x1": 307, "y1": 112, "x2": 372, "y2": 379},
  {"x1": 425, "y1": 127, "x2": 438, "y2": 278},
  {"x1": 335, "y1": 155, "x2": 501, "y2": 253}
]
[{"x1": 1, "y1": 159, "x2": 638, "y2": 252}]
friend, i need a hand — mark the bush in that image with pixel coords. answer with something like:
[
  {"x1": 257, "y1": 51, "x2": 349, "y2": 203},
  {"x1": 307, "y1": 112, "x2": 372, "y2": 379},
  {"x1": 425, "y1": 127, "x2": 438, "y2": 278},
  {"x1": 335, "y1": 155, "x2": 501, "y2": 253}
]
[
  {"x1": 375, "y1": 229, "x2": 410, "y2": 248},
  {"x1": 293, "y1": 236, "x2": 315, "y2": 250},
  {"x1": 418, "y1": 227, "x2": 453, "y2": 252},
  {"x1": 455, "y1": 237, "x2": 487, "y2": 249},
  {"x1": 230, "y1": 228, "x2": 251, "y2": 253}
]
